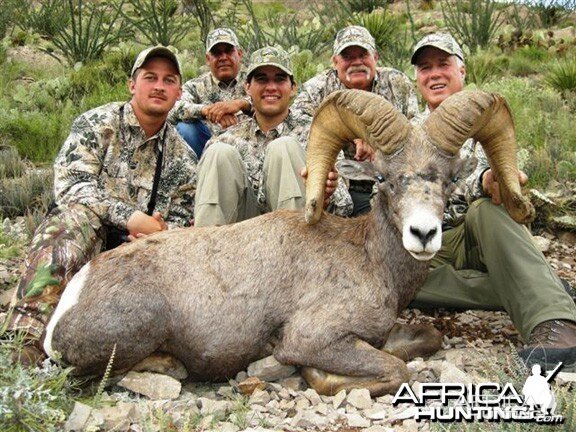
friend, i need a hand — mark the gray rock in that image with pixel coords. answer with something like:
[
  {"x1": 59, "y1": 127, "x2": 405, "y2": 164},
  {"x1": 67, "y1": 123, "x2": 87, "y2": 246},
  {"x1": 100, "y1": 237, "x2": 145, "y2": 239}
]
[
  {"x1": 533, "y1": 235, "x2": 551, "y2": 252},
  {"x1": 557, "y1": 372, "x2": 576, "y2": 385},
  {"x1": 118, "y1": 371, "x2": 181, "y2": 400},
  {"x1": 346, "y1": 388, "x2": 373, "y2": 409},
  {"x1": 440, "y1": 361, "x2": 473, "y2": 385},
  {"x1": 278, "y1": 375, "x2": 307, "y2": 391},
  {"x1": 249, "y1": 389, "x2": 271, "y2": 405},
  {"x1": 64, "y1": 402, "x2": 92, "y2": 431},
  {"x1": 89, "y1": 402, "x2": 136, "y2": 431},
  {"x1": 345, "y1": 412, "x2": 371, "y2": 428},
  {"x1": 332, "y1": 389, "x2": 347, "y2": 409},
  {"x1": 303, "y1": 388, "x2": 322, "y2": 405},
  {"x1": 216, "y1": 422, "x2": 240, "y2": 432},
  {"x1": 290, "y1": 409, "x2": 330, "y2": 428},
  {"x1": 364, "y1": 426, "x2": 395, "y2": 432},
  {"x1": 197, "y1": 397, "x2": 231, "y2": 420},
  {"x1": 247, "y1": 355, "x2": 296, "y2": 381},
  {"x1": 364, "y1": 403, "x2": 388, "y2": 420}
]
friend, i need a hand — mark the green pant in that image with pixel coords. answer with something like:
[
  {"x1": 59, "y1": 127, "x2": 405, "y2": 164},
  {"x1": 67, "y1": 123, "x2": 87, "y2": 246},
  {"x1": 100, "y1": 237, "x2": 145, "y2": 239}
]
[
  {"x1": 411, "y1": 198, "x2": 576, "y2": 340},
  {"x1": 194, "y1": 137, "x2": 306, "y2": 227}
]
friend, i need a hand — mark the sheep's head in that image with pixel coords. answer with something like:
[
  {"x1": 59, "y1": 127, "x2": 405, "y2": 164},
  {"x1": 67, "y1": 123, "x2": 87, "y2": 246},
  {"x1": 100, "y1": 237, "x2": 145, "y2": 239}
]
[
  {"x1": 337, "y1": 128, "x2": 477, "y2": 260},
  {"x1": 305, "y1": 90, "x2": 535, "y2": 259}
]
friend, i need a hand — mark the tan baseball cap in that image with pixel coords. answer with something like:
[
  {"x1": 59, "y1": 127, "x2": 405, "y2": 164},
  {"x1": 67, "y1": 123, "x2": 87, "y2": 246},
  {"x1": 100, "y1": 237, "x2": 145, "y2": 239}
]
[
  {"x1": 411, "y1": 32, "x2": 465, "y2": 65},
  {"x1": 246, "y1": 46, "x2": 293, "y2": 78},
  {"x1": 131, "y1": 46, "x2": 182, "y2": 77},
  {"x1": 333, "y1": 25, "x2": 376, "y2": 56},
  {"x1": 206, "y1": 28, "x2": 240, "y2": 53}
]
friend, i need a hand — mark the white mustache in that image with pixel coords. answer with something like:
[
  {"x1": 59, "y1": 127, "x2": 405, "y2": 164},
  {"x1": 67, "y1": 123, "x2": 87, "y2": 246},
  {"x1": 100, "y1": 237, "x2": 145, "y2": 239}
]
[{"x1": 345, "y1": 65, "x2": 371, "y2": 81}]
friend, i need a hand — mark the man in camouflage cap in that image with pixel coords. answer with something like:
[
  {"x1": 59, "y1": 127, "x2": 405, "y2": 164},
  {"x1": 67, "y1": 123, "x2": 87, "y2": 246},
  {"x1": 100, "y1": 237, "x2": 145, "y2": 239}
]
[
  {"x1": 408, "y1": 32, "x2": 576, "y2": 371},
  {"x1": 6, "y1": 46, "x2": 198, "y2": 365},
  {"x1": 293, "y1": 25, "x2": 419, "y2": 216},
  {"x1": 194, "y1": 46, "x2": 351, "y2": 227},
  {"x1": 170, "y1": 28, "x2": 251, "y2": 158}
]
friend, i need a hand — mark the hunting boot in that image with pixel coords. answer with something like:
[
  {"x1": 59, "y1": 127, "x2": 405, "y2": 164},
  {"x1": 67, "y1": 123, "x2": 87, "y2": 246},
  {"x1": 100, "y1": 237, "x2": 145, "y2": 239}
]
[{"x1": 519, "y1": 320, "x2": 576, "y2": 372}]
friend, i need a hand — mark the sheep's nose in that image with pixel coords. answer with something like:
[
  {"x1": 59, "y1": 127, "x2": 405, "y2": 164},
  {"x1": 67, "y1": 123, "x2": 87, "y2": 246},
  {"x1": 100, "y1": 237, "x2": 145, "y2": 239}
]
[{"x1": 410, "y1": 226, "x2": 437, "y2": 247}]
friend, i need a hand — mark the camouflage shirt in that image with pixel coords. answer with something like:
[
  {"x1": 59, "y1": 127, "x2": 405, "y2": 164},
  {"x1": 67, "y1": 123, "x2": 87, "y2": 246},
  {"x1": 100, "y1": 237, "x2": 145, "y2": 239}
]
[
  {"x1": 293, "y1": 67, "x2": 419, "y2": 160},
  {"x1": 205, "y1": 110, "x2": 353, "y2": 216},
  {"x1": 169, "y1": 70, "x2": 249, "y2": 135},
  {"x1": 412, "y1": 108, "x2": 489, "y2": 229},
  {"x1": 54, "y1": 102, "x2": 198, "y2": 230}
]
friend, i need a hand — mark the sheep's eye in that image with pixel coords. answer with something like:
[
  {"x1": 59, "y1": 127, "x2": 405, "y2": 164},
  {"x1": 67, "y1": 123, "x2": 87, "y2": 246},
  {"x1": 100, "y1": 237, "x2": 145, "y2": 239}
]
[
  {"x1": 375, "y1": 173, "x2": 385, "y2": 183},
  {"x1": 451, "y1": 175, "x2": 460, "y2": 183}
]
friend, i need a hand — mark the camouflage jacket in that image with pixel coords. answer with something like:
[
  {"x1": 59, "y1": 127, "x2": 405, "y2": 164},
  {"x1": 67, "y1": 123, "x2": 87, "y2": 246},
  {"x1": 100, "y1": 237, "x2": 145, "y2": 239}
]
[
  {"x1": 169, "y1": 70, "x2": 249, "y2": 135},
  {"x1": 293, "y1": 67, "x2": 419, "y2": 160},
  {"x1": 54, "y1": 102, "x2": 198, "y2": 230},
  {"x1": 412, "y1": 108, "x2": 489, "y2": 229},
  {"x1": 205, "y1": 110, "x2": 353, "y2": 216}
]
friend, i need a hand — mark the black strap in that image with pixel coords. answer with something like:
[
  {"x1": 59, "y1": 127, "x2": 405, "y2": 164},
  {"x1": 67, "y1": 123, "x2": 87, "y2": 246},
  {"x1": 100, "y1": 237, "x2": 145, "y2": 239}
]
[{"x1": 147, "y1": 141, "x2": 164, "y2": 216}]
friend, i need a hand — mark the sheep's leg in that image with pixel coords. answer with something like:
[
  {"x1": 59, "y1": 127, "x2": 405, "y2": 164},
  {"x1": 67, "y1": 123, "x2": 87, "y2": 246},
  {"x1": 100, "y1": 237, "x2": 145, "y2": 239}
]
[
  {"x1": 381, "y1": 323, "x2": 442, "y2": 361},
  {"x1": 275, "y1": 337, "x2": 409, "y2": 396}
]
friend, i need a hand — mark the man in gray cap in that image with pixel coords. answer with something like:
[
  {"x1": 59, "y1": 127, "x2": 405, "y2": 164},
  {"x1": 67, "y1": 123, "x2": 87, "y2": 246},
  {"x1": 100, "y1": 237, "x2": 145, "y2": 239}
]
[
  {"x1": 293, "y1": 25, "x2": 419, "y2": 216},
  {"x1": 170, "y1": 28, "x2": 251, "y2": 158},
  {"x1": 195, "y1": 46, "x2": 351, "y2": 227},
  {"x1": 409, "y1": 32, "x2": 576, "y2": 371},
  {"x1": 6, "y1": 46, "x2": 198, "y2": 365}
]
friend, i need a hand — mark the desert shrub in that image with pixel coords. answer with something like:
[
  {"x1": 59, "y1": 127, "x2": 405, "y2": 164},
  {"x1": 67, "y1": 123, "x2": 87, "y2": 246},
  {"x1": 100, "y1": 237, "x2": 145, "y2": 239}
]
[
  {"x1": 50, "y1": 0, "x2": 132, "y2": 65},
  {"x1": 0, "y1": 169, "x2": 54, "y2": 220},
  {"x1": 465, "y1": 51, "x2": 506, "y2": 86},
  {"x1": 290, "y1": 49, "x2": 327, "y2": 84},
  {"x1": 441, "y1": 0, "x2": 504, "y2": 53},
  {"x1": 507, "y1": 54, "x2": 541, "y2": 77},
  {"x1": 353, "y1": 9, "x2": 401, "y2": 51},
  {"x1": 125, "y1": 0, "x2": 189, "y2": 47},
  {"x1": 15, "y1": 0, "x2": 68, "y2": 39},
  {"x1": 545, "y1": 58, "x2": 576, "y2": 94},
  {"x1": 336, "y1": 0, "x2": 392, "y2": 14},
  {"x1": 0, "y1": 0, "x2": 19, "y2": 38},
  {"x1": 266, "y1": 15, "x2": 332, "y2": 57},
  {"x1": 529, "y1": 0, "x2": 576, "y2": 27},
  {"x1": 484, "y1": 77, "x2": 576, "y2": 188}
]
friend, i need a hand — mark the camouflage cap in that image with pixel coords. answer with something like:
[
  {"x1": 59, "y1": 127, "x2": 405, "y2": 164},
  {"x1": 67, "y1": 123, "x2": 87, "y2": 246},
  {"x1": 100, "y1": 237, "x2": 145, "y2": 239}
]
[
  {"x1": 246, "y1": 46, "x2": 293, "y2": 78},
  {"x1": 206, "y1": 28, "x2": 240, "y2": 53},
  {"x1": 333, "y1": 25, "x2": 376, "y2": 56},
  {"x1": 411, "y1": 32, "x2": 464, "y2": 64},
  {"x1": 131, "y1": 46, "x2": 182, "y2": 77}
]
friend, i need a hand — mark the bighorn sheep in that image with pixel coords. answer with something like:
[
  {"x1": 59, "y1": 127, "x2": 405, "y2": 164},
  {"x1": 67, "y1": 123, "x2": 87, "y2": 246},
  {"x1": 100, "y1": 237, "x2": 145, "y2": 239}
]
[{"x1": 44, "y1": 90, "x2": 534, "y2": 396}]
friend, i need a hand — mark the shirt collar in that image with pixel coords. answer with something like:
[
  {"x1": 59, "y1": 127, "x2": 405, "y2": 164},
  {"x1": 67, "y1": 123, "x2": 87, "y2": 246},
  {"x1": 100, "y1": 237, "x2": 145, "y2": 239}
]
[
  {"x1": 250, "y1": 109, "x2": 294, "y2": 138},
  {"x1": 123, "y1": 102, "x2": 169, "y2": 148},
  {"x1": 210, "y1": 73, "x2": 239, "y2": 90}
]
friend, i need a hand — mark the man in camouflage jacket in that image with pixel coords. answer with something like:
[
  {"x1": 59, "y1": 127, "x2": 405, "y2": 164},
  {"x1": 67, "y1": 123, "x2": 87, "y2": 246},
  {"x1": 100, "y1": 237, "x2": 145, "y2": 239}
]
[
  {"x1": 293, "y1": 25, "x2": 419, "y2": 216},
  {"x1": 7, "y1": 46, "x2": 197, "y2": 365},
  {"x1": 195, "y1": 46, "x2": 352, "y2": 227},
  {"x1": 409, "y1": 33, "x2": 576, "y2": 371},
  {"x1": 169, "y1": 28, "x2": 252, "y2": 158}
]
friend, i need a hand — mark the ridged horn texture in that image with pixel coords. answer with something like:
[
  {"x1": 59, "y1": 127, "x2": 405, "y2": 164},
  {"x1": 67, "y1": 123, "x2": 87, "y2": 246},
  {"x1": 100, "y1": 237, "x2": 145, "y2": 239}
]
[
  {"x1": 304, "y1": 90, "x2": 410, "y2": 225},
  {"x1": 423, "y1": 90, "x2": 535, "y2": 224}
]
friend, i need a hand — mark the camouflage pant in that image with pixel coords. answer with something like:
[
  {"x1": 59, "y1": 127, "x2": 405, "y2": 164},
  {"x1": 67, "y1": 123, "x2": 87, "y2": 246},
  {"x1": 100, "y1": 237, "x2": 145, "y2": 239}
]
[{"x1": 6, "y1": 204, "x2": 106, "y2": 339}]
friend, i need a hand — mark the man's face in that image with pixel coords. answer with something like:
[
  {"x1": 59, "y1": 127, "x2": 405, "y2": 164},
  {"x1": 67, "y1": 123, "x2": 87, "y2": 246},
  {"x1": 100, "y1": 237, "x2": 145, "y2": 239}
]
[
  {"x1": 244, "y1": 66, "x2": 296, "y2": 118},
  {"x1": 332, "y1": 45, "x2": 378, "y2": 91},
  {"x1": 129, "y1": 57, "x2": 182, "y2": 118},
  {"x1": 206, "y1": 43, "x2": 243, "y2": 83},
  {"x1": 415, "y1": 46, "x2": 465, "y2": 110}
]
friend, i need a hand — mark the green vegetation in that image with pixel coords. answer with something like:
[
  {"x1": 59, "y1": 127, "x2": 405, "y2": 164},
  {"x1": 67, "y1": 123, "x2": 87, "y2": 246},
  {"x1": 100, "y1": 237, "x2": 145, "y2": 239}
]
[{"x1": 0, "y1": 1, "x2": 575, "y2": 428}]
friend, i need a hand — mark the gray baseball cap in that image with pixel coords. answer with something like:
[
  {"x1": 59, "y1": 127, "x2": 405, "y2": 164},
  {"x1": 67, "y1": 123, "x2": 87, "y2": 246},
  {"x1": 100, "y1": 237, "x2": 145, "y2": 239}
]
[
  {"x1": 131, "y1": 46, "x2": 182, "y2": 77},
  {"x1": 333, "y1": 25, "x2": 376, "y2": 56},
  {"x1": 206, "y1": 28, "x2": 240, "y2": 53},
  {"x1": 411, "y1": 32, "x2": 465, "y2": 64},
  {"x1": 246, "y1": 46, "x2": 293, "y2": 78}
]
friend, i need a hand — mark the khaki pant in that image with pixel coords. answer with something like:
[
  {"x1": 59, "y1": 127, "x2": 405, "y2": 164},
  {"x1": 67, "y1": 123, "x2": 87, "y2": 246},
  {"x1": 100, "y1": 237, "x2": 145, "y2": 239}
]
[
  {"x1": 195, "y1": 137, "x2": 306, "y2": 227},
  {"x1": 411, "y1": 198, "x2": 576, "y2": 340}
]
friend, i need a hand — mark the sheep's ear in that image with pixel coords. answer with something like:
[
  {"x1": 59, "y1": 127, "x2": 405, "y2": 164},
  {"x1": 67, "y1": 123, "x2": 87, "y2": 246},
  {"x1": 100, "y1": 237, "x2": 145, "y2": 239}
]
[
  {"x1": 336, "y1": 159, "x2": 379, "y2": 182},
  {"x1": 453, "y1": 156, "x2": 478, "y2": 183}
]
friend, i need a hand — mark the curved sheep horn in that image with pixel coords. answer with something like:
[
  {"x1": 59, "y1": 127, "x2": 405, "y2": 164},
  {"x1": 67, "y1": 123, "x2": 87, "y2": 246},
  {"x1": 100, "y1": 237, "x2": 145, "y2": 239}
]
[
  {"x1": 423, "y1": 90, "x2": 535, "y2": 224},
  {"x1": 305, "y1": 90, "x2": 411, "y2": 225}
]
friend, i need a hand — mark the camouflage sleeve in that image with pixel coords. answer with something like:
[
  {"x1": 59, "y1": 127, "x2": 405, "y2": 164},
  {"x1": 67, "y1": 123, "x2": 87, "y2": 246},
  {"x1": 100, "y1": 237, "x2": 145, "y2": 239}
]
[
  {"x1": 390, "y1": 71, "x2": 420, "y2": 119},
  {"x1": 53, "y1": 116, "x2": 137, "y2": 229},
  {"x1": 292, "y1": 75, "x2": 326, "y2": 117},
  {"x1": 464, "y1": 142, "x2": 489, "y2": 204},
  {"x1": 164, "y1": 154, "x2": 197, "y2": 228},
  {"x1": 325, "y1": 150, "x2": 353, "y2": 217},
  {"x1": 168, "y1": 80, "x2": 206, "y2": 123}
]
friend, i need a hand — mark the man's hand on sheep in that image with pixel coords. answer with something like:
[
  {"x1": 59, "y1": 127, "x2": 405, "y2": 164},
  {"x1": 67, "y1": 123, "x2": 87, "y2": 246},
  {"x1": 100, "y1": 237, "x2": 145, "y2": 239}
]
[
  {"x1": 482, "y1": 169, "x2": 528, "y2": 205},
  {"x1": 127, "y1": 211, "x2": 168, "y2": 241},
  {"x1": 300, "y1": 166, "x2": 339, "y2": 209},
  {"x1": 353, "y1": 138, "x2": 376, "y2": 162}
]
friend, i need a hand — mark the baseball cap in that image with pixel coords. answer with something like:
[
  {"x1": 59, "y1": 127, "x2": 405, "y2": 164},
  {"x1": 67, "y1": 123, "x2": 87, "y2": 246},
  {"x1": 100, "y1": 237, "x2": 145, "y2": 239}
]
[
  {"x1": 333, "y1": 25, "x2": 376, "y2": 56},
  {"x1": 246, "y1": 46, "x2": 293, "y2": 78},
  {"x1": 206, "y1": 28, "x2": 240, "y2": 53},
  {"x1": 411, "y1": 32, "x2": 465, "y2": 65},
  {"x1": 131, "y1": 46, "x2": 182, "y2": 77}
]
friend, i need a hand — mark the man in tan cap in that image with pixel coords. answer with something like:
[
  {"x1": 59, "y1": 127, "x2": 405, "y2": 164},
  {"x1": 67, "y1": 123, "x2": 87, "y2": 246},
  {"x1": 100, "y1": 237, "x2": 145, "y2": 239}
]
[
  {"x1": 194, "y1": 46, "x2": 351, "y2": 227},
  {"x1": 6, "y1": 46, "x2": 198, "y2": 365},
  {"x1": 409, "y1": 32, "x2": 576, "y2": 371},
  {"x1": 170, "y1": 28, "x2": 251, "y2": 158},
  {"x1": 293, "y1": 25, "x2": 419, "y2": 216}
]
